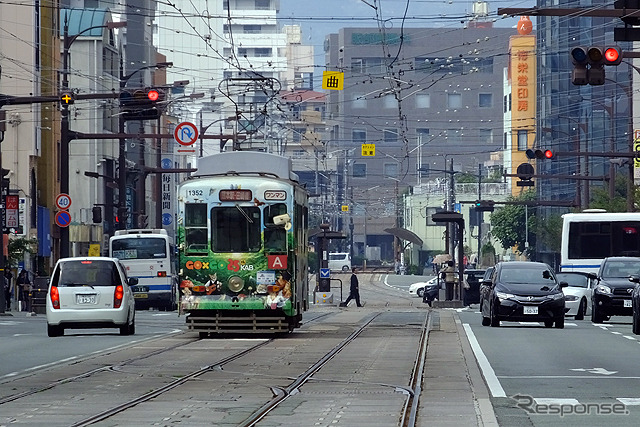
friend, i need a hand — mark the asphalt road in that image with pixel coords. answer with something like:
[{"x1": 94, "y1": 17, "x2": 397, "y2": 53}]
[
  {"x1": 0, "y1": 310, "x2": 184, "y2": 379},
  {"x1": 459, "y1": 308, "x2": 640, "y2": 427}
]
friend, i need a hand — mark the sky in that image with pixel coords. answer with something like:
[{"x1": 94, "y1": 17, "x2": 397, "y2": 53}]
[{"x1": 278, "y1": 0, "x2": 526, "y2": 67}]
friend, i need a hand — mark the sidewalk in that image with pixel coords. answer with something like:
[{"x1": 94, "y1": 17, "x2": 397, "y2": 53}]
[{"x1": 419, "y1": 309, "x2": 498, "y2": 426}]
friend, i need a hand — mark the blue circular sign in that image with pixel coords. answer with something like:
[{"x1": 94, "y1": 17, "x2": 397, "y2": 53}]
[
  {"x1": 162, "y1": 213, "x2": 173, "y2": 226},
  {"x1": 161, "y1": 158, "x2": 172, "y2": 169},
  {"x1": 55, "y1": 210, "x2": 72, "y2": 228}
]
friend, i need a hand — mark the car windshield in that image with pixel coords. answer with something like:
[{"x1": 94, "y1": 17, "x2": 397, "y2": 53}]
[
  {"x1": 602, "y1": 261, "x2": 640, "y2": 278},
  {"x1": 499, "y1": 267, "x2": 556, "y2": 286},
  {"x1": 53, "y1": 260, "x2": 122, "y2": 287},
  {"x1": 556, "y1": 273, "x2": 588, "y2": 288}
]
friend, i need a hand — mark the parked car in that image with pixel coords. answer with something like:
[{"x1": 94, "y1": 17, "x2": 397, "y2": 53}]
[
  {"x1": 408, "y1": 277, "x2": 440, "y2": 305},
  {"x1": 409, "y1": 277, "x2": 438, "y2": 298},
  {"x1": 556, "y1": 272, "x2": 593, "y2": 320},
  {"x1": 462, "y1": 269, "x2": 486, "y2": 306},
  {"x1": 480, "y1": 261, "x2": 567, "y2": 328},
  {"x1": 46, "y1": 257, "x2": 137, "y2": 337},
  {"x1": 328, "y1": 252, "x2": 351, "y2": 272},
  {"x1": 591, "y1": 257, "x2": 640, "y2": 323}
]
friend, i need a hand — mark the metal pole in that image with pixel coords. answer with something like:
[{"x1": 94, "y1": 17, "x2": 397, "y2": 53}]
[
  {"x1": 449, "y1": 158, "x2": 455, "y2": 258},
  {"x1": 477, "y1": 163, "x2": 482, "y2": 265},
  {"x1": 155, "y1": 116, "x2": 162, "y2": 228},
  {"x1": 60, "y1": 19, "x2": 71, "y2": 257}
]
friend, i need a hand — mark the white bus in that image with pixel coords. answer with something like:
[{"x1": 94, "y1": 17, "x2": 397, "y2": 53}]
[
  {"x1": 560, "y1": 211, "x2": 640, "y2": 273},
  {"x1": 109, "y1": 229, "x2": 178, "y2": 310}
]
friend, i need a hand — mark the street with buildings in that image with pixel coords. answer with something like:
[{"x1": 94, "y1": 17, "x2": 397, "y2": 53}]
[{"x1": 3, "y1": 1, "x2": 640, "y2": 425}]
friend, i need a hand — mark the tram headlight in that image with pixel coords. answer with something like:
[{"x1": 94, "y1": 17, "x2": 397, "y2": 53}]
[{"x1": 228, "y1": 276, "x2": 245, "y2": 293}]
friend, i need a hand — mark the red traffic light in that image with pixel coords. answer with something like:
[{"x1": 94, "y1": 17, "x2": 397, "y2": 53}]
[
  {"x1": 147, "y1": 89, "x2": 160, "y2": 101},
  {"x1": 526, "y1": 149, "x2": 554, "y2": 160},
  {"x1": 543, "y1": 149, "x2": 554, "y2": 159},
  {"x1": 603, "y1": 46, "x2": 622, "y2": 65}
]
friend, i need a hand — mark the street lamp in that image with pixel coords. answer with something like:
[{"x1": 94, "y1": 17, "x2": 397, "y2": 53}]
[{"x1": 60, "y1": 16, "x2": 126, "y2": 257}]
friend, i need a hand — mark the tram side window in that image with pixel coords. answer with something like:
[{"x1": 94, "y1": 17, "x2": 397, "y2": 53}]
[
  {"x1": 185, "y1": 203, "x2": 208, "y2": 253},
  {"x1": 212, "y1": 206, "x2": 261, "y2": 252},
  {"x1": 264, "y1": 203, "x2": 287, "y2": 252}
]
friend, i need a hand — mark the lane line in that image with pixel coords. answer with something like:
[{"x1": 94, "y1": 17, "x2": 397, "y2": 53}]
[{"x1": 463, "y1": 323, "x2": 506, "y2": 398}]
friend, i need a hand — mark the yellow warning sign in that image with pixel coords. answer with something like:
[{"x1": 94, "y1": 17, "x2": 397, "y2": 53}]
[
  {"x1": 88, "y1": 243, "x2": 101, "y2": 257},
  {"x1": 362, "y1": 144, "x2": 375, "y2": 156},
  {"x1": 322, "y1": 71, "x2": 344, "y2": 90},
  {"x1": 341, "y1": 205, "x2": 349, "y2": 212}
]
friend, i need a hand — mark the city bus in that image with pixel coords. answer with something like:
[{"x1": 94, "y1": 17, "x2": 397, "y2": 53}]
[
  {"x1": 560, "y1": 211, "x2": 640, "y2": 273},
  {"x1": 109, "y1": 229, "x2": 178, "y2": 310}
]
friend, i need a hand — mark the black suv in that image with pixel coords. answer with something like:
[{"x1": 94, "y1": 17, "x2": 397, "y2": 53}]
[{"x1": 591, "y1": 257, "x2": 640, "y2": 323}]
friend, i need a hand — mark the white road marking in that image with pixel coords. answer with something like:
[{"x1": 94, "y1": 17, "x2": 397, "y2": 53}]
[
  {"x1": 534, "y1": 398, "x2": 580, "y2": 406},
  {"x1": 570, "y1": 367, "x2": 617, "y2": 375},
  {"x1": 463, "y1": 323, "x2": 506, "y2": 398},
  {"x1": 618, "y1": 398, "x2": 640, "y2": 406}
]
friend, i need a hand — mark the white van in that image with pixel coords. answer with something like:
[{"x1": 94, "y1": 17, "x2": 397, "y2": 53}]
[{"x1": 328, "y1": 253, "x2": 351, "y2": 272}]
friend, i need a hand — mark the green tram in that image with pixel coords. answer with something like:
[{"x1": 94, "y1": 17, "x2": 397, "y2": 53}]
[{"x1": 176, "y1": 151, "x2": 309, "y2": 335}]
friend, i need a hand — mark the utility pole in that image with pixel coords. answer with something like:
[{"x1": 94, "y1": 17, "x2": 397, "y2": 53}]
[{"x1": 477, "y1": 163, "x2": 482, "y2": 265}]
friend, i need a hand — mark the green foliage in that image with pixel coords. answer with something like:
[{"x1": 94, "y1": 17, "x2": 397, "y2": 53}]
[
  {"x1": 490, "y1": 191, "x2": 537, "y2": 255},
  {"x1": 536, "y1": 214, "x2": 563, "y2": 254},
  {"x1": 308, "y1": 251, "x2": 318, "y2": 274},
  {"x1": 456, "y1": 173, "x2": 477, "y2": 183},
  {"x1": 589, "y1": 175, "x2": 629, "y2": 212},
  {"x1": 7, "y1": 236, "x2": 38, "y2": 268}
]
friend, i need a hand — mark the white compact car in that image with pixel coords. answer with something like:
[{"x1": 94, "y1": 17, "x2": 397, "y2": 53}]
[
  {"x1": 46, "y1": 257, "x2": 137, "y2": 337},
  {"x1": 556, "y1": 272, "x2": 593, "y2": 320},
  {"x1": 409, "y1": 277, "x2": 438, "y2": 298}
]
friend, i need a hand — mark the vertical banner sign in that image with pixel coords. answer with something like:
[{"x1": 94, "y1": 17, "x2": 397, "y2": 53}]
[
  {"x1": 5, "y1": 195, "x2": 19, "y2": 229},
  {"x1": 322, "y1": 71, "x2": 344, "y2": 90},
  {"x1": 634, "y1": 129, "x2": 640, "y2": 183}
]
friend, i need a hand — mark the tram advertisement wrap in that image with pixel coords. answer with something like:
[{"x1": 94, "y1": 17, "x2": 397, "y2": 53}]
[{"x1": 178, "y1": 231, "x2": 295, "y2": 315}]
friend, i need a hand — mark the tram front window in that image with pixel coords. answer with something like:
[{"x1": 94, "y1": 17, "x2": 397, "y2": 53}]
[
  {"x1": 185, "y1": 203, "x2": 208, "y2": 253},
  {"x1": 264, "y1": 203, "x2": 287, "y2": 252},
  {"x1": 212, "y1": 206, "x2": 261, "y2": 252}
]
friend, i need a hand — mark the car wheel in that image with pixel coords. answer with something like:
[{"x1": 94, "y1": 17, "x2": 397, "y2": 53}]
[
  {"x1": 544, "y1": 320, "x2": 554, "y2": 328},
  {"x1": 591, "y1": 303, "x2": 604, "y2": 323},
  {"x1": 575, "y1": 299, "x2": 585, "y2": 321},
  {"x1": 47, "y1": 324, "x2": 63, "y2": 337},
  {"x1": 417, "y1": 288, "x2": 424, "y2": 298},
  {"x1": 554, "y1": 317, "x2": 565, "y2": 329},
  {"x1": 480, "y1": 299, "x2": 491, "y2": 326},
  {"x1": 120, "y1": 313, "x2": 135, "y2": 336},
  {"x1": 128, "y1": 313, "x2": 136, "y2": 335},
  {"x1": 633, "y1": 307, "x2": 640, "y2": 335},
  {"x1": 490, "y1": 301, "x2": 500, "y2": 327},
  {"x1": 342, "y1": 265, "x2": 349, "y2": 272}
]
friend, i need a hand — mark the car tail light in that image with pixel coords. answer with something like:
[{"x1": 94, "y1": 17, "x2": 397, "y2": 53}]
[
  {"x1": 114, "y1": 285, "x2": 124, "y2": 308},
  {"x1": 157, "y1": 271, "x2": 167, "y2": 277},
  {"x1": 50, "y1": 286, "x2": 60, "y2": 309}
]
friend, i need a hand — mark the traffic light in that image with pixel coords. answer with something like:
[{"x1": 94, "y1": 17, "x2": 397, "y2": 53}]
[
  {"x1": 92, "y1": 206, "x2": 102, "y2": 223},
  {"x1": 474, "y1": 200, "x2": 495, "y2": 212},
  {"x1": 571, "y1": 46, "x2": 623, "y2": 86},
  {"x1": 1, "y1": 168, "x2": 10, "y2": 195},
  {"x1": 526, "y1": 148, "x2": 554, "y2": 160},
  {"x1": 318, "y1": 277, "x2": 330, "y2": 292},
  {"x1": 120, "y1": 88, "x2": 166, "y2": 121}
]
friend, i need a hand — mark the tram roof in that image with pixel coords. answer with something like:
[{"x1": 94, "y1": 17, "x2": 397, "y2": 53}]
[{"x1": 194, "y1": 151, "x2": 299, "y2": 182}]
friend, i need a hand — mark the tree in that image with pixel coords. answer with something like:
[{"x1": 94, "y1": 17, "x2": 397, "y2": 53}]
[
  {"x1": 490, "y1": 191, "x2": 537, "y2": 256},
  {"x1": 7, "y1": 236, "x2": 37, "y2": 269}
]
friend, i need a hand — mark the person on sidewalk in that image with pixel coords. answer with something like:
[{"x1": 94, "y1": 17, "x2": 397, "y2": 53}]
[
  {"x1": 441, "y1": 260, "x2": 457, "y2": 301},
  {"x1": 17, "y1": 269, "x2": 31, "y2": 312},
  {"x1": 341, "y1": 267, "x2": 362, "y2": 307}
]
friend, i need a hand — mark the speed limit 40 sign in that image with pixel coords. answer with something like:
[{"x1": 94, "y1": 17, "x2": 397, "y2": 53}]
[{"x1": 56, "y1": 193, "x2": 72, "y2": 210}]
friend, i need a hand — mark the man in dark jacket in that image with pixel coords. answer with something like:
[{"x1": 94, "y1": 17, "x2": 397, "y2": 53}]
[{"x1": 342, "y1": 267, "x2": 362, "y2": 307}]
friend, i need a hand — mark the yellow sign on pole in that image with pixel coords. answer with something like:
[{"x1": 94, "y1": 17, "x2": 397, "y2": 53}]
[
  {"x1": 88, "y1": 243, "x2": 101, "y2": 257},
  {"x1": 362, "y1": 144, "x2": 375, "y2": 156},
  {"x1": 341, "y1": 205, "x2": 349, "y2": 212},
  {"x1": 322, "y1": 71, "x2": 344, "y2": 90}
]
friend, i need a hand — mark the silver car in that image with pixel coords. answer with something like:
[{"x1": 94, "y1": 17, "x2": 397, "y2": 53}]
[{"x1": 46, "y1": 257, "x2": 137, "y2": 337}]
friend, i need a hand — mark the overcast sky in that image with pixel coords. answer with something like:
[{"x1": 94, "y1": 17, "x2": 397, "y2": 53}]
[{"x1": 278, "y1": 0, "x2": 524, "y2": 66}]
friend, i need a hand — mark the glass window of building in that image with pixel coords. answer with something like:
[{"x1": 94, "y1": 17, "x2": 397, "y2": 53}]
[
  {"x1": 384, "y1": 94, "x2": 397, "y2": 109},
  {"x1": 352, "y1": 129, "x2": 367, "y2": 144},
  {"x1": 416, "y1": 93, "x2": 430, "y2": 108},
  {"x1": 353, "y1": 163, "x2": 367, "y2": 178},
  {"x1": 384, "y1": 163, "x2": 399, "y2": 177},
  {"x1": 447, "y1": 93, "x2": 462, "y2": 109},
  {"x1": 384, "y1": 128, "x2": 398, "y2": 143},
  {"x1": 479, "y1": 93, "x2": 492, "y2": 108},
  {"x1": 479, "y1": 129, "x2": 493, "y2": 144},
  {"x1": 517, "y1": 130, "x2": 528, "y2": 151}
]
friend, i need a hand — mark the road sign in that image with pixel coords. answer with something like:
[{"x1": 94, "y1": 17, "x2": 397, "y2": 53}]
[
  {"x1": 322, "y1": 71, "x2": 344, "y2": 90},
  {"x1": 362, "y1": 143, "x2": 375, "y2": 156},
  {"x1": 174, "y1": 122, "x2": 199, "y2": 146},
  {"x1": 55, "y1": 193, "x2": 72, "y2": 210},
  {"x1": 320, "y1": 268, "x2": 331, "y2": 279},
  {"x1": 55, "y1": 210, "x2": 72, "y2": 228}
]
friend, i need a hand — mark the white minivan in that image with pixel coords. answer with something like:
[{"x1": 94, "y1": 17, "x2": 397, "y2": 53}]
[{"x1": 328, "y1": 252, "x2": 351, "y2": 272}]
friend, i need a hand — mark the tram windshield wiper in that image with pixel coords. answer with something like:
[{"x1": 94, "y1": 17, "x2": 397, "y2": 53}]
[{"x1": 235, "y1": 204, "x2": 253, "y2": 223}]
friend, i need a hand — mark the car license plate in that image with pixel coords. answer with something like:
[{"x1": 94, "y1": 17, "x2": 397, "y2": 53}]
[
  {"x1": 134, "y1": 293, "x2": 148, "y2": 299},
  {"x1": 523, "y1": 306, "x2": 538, "y2": 315},
  {"x1": 77, "y1": 294, "x2": 96, "y2": 304},
  {"x1": 625, "y1": 300, "x2": 632, "y2": 308}
]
